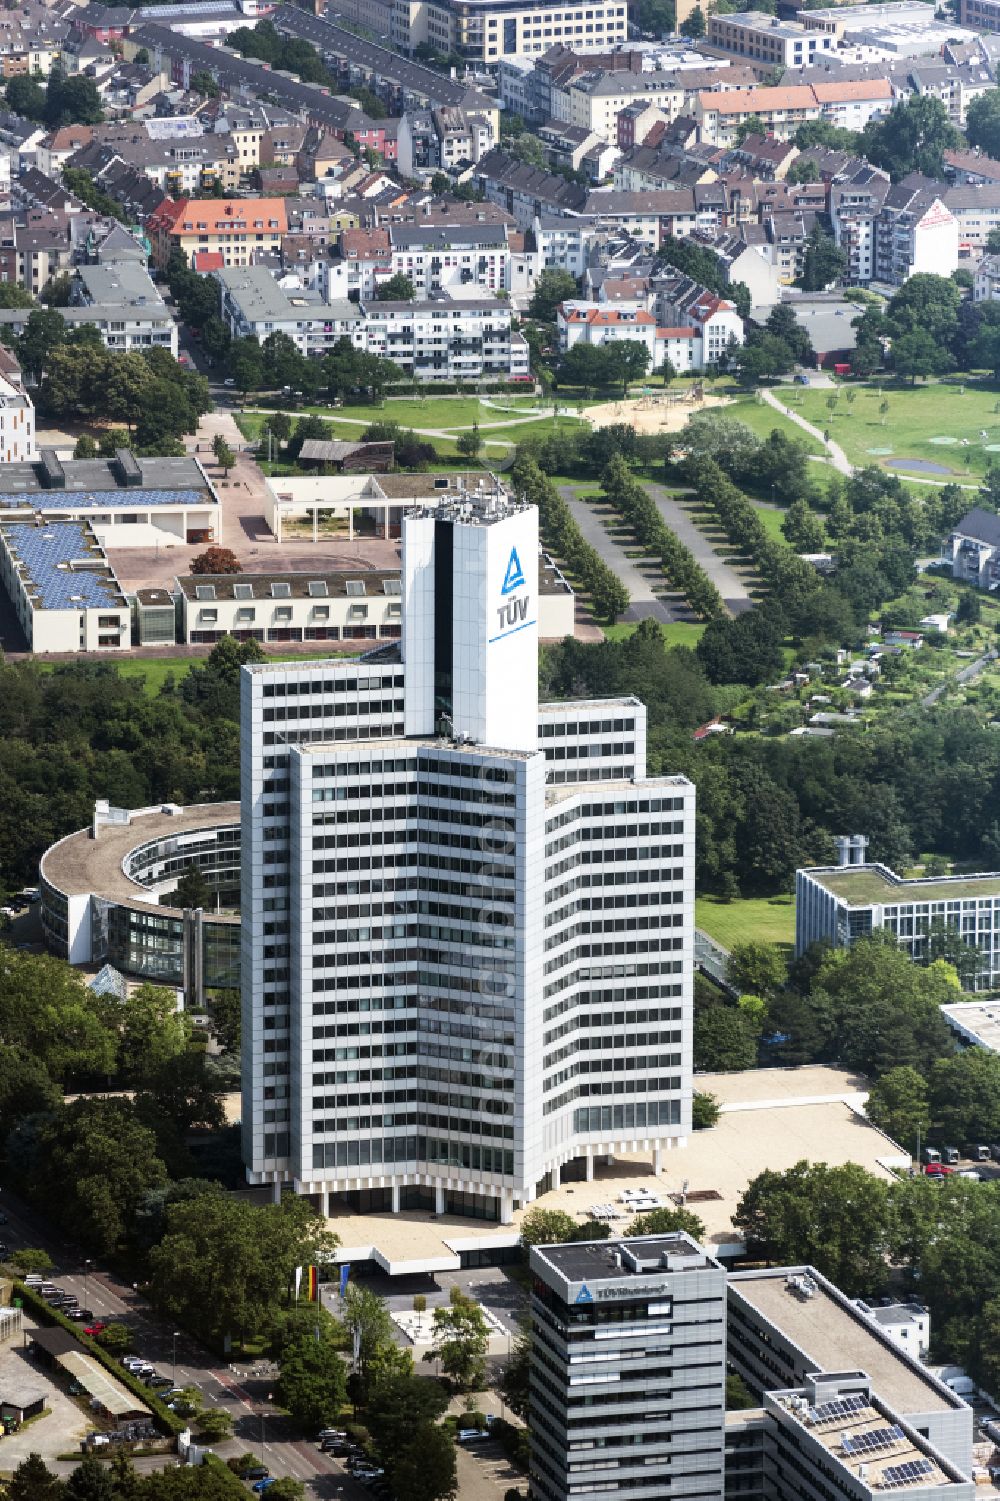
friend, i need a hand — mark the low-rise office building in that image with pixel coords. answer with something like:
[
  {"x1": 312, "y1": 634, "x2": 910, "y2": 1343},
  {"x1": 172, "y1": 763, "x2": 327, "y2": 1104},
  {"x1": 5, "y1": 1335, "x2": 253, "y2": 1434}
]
[
  {"x1": 755, "y1": 1377, "x2": 973, "y2": 1501},
  {"x1": 0, "y1": 451, "x2": 220, "y2": 552},
  {"x1": 708, "y1": 11, "x2": 836, "y2": 70},
  {"x1": 795, "y1": 857, "x2": 1000, "y2": 990},
  {"x1": 0, "y1": 516, "x2": 130, "y2": 654},
  {"x1": 39, "y1": 799, "x2": 240, "y2": 1005},
  {"x1": 728, "y1": 1265, "x2": 974, "y2": 1472}
]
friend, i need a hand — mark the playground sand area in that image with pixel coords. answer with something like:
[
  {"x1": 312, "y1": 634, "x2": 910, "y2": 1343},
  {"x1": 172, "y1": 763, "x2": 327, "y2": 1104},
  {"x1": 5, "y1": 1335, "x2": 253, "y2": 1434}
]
[{"x1": 582, "y1": 390, "x2": 732, "y2": 435}]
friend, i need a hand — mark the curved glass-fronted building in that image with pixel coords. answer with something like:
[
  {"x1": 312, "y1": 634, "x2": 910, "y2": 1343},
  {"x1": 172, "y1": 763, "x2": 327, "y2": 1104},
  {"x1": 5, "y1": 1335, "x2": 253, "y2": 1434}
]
[{"x1": 40, "y1": 801, "x2": 240, "y2": 1003}]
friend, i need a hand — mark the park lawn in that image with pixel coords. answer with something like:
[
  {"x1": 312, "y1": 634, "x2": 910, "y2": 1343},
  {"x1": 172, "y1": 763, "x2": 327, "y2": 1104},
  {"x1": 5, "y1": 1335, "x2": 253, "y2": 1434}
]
[
  {"x1": 38, "y1": 650, "x2": 349, "y2": 696},
  {"x1": 254, "y1": 395, "x2": 550, "y2": 431},
  {"x1": 725, "y1": 394, "x2": 825, "y2": 455},
  {"x1": 791, "y1": 378, "x2": 1000, "y2": 479},
  {"x1": 749, "y1": 502, "x2": 793, "y2": 545},
  {"x1": 695, "y1": 894, "x2": 795, "y2": 952},
  {"x1": 603, "y1": 620, "x2": 707, "y2": 647}
]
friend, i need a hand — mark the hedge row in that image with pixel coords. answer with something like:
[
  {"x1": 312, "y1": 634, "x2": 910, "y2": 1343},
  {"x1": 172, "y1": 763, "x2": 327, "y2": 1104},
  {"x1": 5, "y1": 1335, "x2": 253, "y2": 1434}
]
[
  {"x1": 600, "y1": 460, "x2": 726, "y2": 622},
  {"x1": 688, "y1": 458, "x2": 819, "y2": 599},
  {"x1": 513, "y1": 457, "x2": 629, "y2": 623},
  {"x1": 14, "y1": 1281, "x2": 184, "y2": 1437}
]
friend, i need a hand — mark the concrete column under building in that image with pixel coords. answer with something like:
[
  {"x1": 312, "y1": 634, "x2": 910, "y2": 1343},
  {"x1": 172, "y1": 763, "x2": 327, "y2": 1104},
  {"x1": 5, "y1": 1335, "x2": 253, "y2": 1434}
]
[
  {"x1": 318, "y1": 1189, "x2": 329, "y2": 1217},
  {"x1": 585, "y1": 1152, "x2": 594, "y2": 1182},
  {"x1": 435, "y1": 1184, "x2": 445, "y2": 1214},
  {"x1": 550, "y1": 1163, "x2": 561, "y2": 1191},
  {"x1": 652, "y1": 1147, "x2": 662, "y2": 1174},
  {"x1": 272, "y1": 1180, "x2": 282, "y2": 1204},
  {"x1": 500, "y1": 1192, "x2": 514, "y2": 1225},
  {"x1": 391, "y1": 1185, "x2": 400, "y2": 1212}
]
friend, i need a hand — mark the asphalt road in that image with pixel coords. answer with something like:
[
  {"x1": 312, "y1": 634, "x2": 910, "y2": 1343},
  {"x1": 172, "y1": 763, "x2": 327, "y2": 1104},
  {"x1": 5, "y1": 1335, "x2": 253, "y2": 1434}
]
[{"x1": 0, "y1": 1188, "x2": 361, "y2": 1494}]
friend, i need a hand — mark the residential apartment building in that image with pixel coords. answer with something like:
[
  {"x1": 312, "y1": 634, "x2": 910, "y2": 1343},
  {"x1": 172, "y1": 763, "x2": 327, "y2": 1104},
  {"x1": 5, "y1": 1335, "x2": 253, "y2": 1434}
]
[
  {"x1": 696, "y1": 79, "x2": 891, "y2": 145},
  {"x1": 529, "y1": 1234, "x2": 727, "y2": 1501},
  {"x1": 942, "y1": 182, "x2": 1000, "y2": 247},
  {"x1": 0, "y1": 363, "x2": 35, "y2": 465},
  {"x1": 553, "y1": 72, "x2": 686, "y2": 142},
  {"x1": 829, "y1": 162, "x2": 891, "y2": 283},
  {"x1": 475, "y1": 149, "x2": 590, "y2": 227},
  {"x1": 558, "y1": 300, "x2": 660, "y2": 359},
  {"x1": 795, "y1": 853, "x2": 1000, "y2": 991},
  {"x1": 364, "y1": 296, "x2": 530, "y2": 381},
  {"x1": 975, "y1": 253, "x2": 1000, "y2": 300},
  {"x1": 0, "y1": 259, "x2": 177, "y2": 357},
  {"x1": 696, "y1": 85, "x2": 821, "y2": 146},
  {"x1": 947, "y1": 506, "x2": 1000, "y2": 585},
  {"x1": 215, "y1": 266, "x2": 529, "y2": 381},
  {"x1": 148, "y1": 196, "x2": 288, "y2": 270},
  {"x1": 240, "y1": 486, "x2": 695, "y2": 1218},
  {"x1": 960, "y1": 0, "x2": 1000, "y2": 26},
  {"x1": 708, "y1": 11, "x2": 836, "y2": 69},
  {"x1": 387, "y1": 222, "x2": 510, "y2": 296},
  {"x1": 876, "y1": 174, "x2": 958, "y2": 285}
]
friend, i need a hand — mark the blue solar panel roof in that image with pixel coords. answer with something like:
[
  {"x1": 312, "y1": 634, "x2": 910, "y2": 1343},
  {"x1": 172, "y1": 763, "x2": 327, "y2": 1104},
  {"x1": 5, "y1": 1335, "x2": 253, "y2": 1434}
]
[
  {"x1": 2, "y1": 522, "x2": 126, "y2": 611},
  {"x1": 0, "y1": 489, "x2": 206, "y2": 512}
]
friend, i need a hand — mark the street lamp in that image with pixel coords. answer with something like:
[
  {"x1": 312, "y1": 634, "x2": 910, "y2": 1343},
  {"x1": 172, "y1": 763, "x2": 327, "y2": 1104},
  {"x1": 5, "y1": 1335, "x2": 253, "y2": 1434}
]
[
  {"x1": 172, "y1": 1330, "x2": 180, "y2": 1387},
  {"x1": 260, "y1": 1393, "x2": 272, "y2": 1463},
  {"x1": 84, "y1": 1260, "x2": 91, "y2": 1313}
]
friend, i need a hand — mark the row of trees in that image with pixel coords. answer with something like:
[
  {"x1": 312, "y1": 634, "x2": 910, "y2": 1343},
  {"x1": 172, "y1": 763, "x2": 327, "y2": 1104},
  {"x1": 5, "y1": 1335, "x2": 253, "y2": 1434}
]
[
  {"x1": 9, "y1": 1450, "x2": 285, "y2": 1501},
  {"x1": 599, "y1": 454, "x2": 725, "y2": 620},
  {"x1": 556, "y1": 339, "x2": 651, "y2": 397},
  {"x1": 733, "y1": 1159, "x2": 1000, "y2": 1389},
  {"x1": 513, "y1": 454, "x2": 629, "y2": 620}
]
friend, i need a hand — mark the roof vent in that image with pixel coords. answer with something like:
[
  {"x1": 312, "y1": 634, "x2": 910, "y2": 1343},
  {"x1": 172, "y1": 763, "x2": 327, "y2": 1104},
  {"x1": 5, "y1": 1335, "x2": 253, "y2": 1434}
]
[
  {"x1": 113, "y1": 448, "x2": 142, "y2": 486},
  {"x1": 36, "y1": 449, "x2": 65, "y2": 489}
]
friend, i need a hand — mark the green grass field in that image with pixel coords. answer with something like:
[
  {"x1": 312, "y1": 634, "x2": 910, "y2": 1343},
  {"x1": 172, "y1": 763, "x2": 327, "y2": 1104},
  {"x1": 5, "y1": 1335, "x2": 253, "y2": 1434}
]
[
  {"x1": 603, "y1": 620, "x2": 707, "y2": 647},
  {"x1": 247, "y1": 395, "x2": 555, "y2": 432},
  {"x1": 696, "y1": 894, "x2": 796, "y2": 951},
  {"x1": 724, "y1": 393, "x2": 826, "y2": 455},
  {"x1": 37, "y1": 651, "x2": 346, "y2": 695},
  {"x1": 789, "y1": 379, "x2": 1000, "y2": 479}
]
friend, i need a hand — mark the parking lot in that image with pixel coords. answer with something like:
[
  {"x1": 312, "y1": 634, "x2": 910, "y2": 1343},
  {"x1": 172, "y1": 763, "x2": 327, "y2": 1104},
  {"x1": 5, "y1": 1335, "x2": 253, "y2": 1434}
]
[{"x1": 0, "y1": 1323, "x2": 90, "y2": 1472}]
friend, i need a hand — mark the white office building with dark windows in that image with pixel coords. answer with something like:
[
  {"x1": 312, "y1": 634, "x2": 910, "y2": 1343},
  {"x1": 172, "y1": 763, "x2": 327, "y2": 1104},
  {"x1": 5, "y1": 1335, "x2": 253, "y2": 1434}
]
[{"x1": 240, "y1": 478, "x2": 694, "y2": 1224}]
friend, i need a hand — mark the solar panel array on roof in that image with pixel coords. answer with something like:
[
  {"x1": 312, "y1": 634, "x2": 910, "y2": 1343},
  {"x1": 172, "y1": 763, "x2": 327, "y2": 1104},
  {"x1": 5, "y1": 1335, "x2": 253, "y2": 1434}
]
[
  {"x1": 810, "y1": 1395, "x2": 868, "y2": 1425},
  {"x1": 0, "y1": 489, "x2": 206, "y2": 512},
  {"x1": 2, "y1": 523, "x2": 124, "y2": 611},
  {"x1": 878, "y1": 1458, "x2": 934, "y2": 1486},
  {"x1": 842, "y1": 1427, "x2": 903, "y2": 1455}
]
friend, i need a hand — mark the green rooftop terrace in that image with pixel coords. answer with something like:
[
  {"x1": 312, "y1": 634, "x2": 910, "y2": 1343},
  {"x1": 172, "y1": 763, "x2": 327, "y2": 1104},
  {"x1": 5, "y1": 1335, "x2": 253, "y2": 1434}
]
[{"x1": 809, "y1": 867, "x2": 1000, "y2": 905}]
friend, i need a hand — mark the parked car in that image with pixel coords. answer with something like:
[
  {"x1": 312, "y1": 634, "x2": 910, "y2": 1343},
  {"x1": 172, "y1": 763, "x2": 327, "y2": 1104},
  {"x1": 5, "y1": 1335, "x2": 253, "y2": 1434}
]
[
  {"x1": 84, "y1": 1322, "x2": 106, "y2": 1336},
  {"x1": 925, "y1": 1162, "x2": 956, "y2": 1176},
  {"x1": 252, "y1": 1480, "x2": 276, "y2": 1494},
  {"x1": 243, "y1": 1466, "x2": 268, "y2": 1482}
]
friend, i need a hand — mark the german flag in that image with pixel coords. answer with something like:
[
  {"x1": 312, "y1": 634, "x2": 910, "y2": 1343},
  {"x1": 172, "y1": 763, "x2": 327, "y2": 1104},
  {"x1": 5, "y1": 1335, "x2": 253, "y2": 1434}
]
[{"x1": 306, "y1": 1265, "x2": 318, "y2": 1302}]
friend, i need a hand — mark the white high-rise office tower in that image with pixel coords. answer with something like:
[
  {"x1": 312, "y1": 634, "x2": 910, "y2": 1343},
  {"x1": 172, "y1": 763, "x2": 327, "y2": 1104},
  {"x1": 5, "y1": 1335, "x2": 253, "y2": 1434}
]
[{"x1": 240, "y1": 482, "x2": 694, "y2": 1224}]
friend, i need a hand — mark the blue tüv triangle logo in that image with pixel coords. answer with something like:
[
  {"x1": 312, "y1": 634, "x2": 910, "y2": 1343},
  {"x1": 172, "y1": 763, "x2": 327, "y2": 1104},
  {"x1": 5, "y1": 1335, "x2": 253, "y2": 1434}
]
[
  {"x1": 575, "y1": 1282, "x2": 593, "y2": 1304},
  {"x1": 502, "y1": 546, "x2": 526, "y2": 595}
]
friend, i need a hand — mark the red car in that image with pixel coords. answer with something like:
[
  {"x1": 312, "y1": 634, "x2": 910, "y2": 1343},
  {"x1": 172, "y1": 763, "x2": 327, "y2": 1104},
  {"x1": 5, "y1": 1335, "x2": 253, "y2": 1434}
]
[
  {"x1": 84, "y1": 1322, "x2": 107, "y2": 1336},
  {"x1": 925, "y1": 1163, "x2": 956, "y2": 1177}
]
